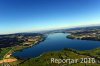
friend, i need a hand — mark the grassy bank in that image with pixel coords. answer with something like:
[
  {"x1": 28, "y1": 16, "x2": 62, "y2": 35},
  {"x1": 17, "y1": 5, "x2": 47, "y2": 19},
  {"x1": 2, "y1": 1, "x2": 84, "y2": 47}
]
[
  {"x1": 0, "y1": 47, "x2": 12, "y2": 60},
  {"x1": 11, "y1": 48, "x2": 100, "y2": 66}
]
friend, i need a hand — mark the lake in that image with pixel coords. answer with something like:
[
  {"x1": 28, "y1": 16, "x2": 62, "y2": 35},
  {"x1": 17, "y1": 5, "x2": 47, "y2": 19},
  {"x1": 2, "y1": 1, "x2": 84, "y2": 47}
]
[{"x1": 13, "y1": 33, "x2": 100, "y2": 59}]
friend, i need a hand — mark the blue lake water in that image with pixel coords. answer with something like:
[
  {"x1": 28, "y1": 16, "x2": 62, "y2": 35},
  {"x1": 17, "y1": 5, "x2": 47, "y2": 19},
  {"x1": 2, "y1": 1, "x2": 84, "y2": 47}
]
[{"x1": 13, "y1": 33, "x2": 100, "y2": 59}]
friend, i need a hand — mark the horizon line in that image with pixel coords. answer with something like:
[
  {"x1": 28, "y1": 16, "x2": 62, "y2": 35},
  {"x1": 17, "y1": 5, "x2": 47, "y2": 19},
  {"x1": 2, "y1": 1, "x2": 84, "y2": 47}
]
[{"x1": 0, "y1": 24, "x2": 100, "y2": 35}]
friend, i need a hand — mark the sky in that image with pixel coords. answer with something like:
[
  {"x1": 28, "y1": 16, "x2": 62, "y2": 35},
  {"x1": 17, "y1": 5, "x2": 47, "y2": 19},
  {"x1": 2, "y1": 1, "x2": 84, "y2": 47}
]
[{"x1": 0, "y1": 0, "x2": 100, "y2": 34}]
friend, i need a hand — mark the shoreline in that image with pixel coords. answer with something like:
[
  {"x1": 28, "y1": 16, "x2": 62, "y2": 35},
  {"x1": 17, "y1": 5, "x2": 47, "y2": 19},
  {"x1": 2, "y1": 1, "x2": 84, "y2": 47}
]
[
  {"x1": 0, "y1": 35, "x2": 46, "y2": 65},
  {"x1": 0, "y1": 33, "x2": 100, "y2": 65},
  {"x1": 16, "y1": 48, "x2": 100, "y2": 66},
  {"x1": 66, "y1": 34, "x2": 100, "y2": 41}
]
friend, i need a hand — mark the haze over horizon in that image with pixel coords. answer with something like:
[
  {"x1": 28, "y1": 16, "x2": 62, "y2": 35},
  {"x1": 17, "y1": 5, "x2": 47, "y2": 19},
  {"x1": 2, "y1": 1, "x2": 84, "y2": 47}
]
[{"x1": 0, "y1": 0, "x2": 100, "y2": 34}]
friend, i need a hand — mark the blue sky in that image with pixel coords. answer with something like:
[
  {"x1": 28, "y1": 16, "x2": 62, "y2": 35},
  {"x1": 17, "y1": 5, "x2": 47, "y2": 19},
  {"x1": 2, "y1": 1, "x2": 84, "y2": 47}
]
[{"x1": 0, "y1": 0, "x2": 100, "y2": 34}]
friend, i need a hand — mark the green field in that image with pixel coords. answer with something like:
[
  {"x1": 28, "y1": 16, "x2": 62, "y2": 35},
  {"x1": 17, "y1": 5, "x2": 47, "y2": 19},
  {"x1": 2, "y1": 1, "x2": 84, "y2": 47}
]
[
  {"x1": 12, "y1": 48, "x2": 100, "y2": 66},
  {"x1": 0, "y1": 47, "x2": 12, "y2": 60}
]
